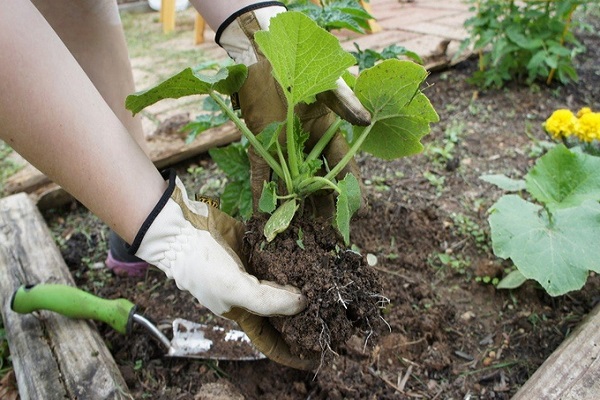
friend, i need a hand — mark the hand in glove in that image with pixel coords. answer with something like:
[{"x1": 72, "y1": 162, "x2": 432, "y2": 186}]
[
  {"x1": 130, "y1": 169, "x2": 316, "y2": 370},
  {"x1": 216, "y1": 3, "x2": 371, "y2": 216}
]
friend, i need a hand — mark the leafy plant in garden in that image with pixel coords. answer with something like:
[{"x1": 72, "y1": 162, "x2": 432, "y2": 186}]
[
  {"x1": 283, "y1": 0, "x2": 374, "y2": 33},
  {"x1": 350, "y1": 43, "x2": 422, "y2": 71},
  {"x1": 483, "y1": 144, "x2": 600, "y2": 296},
  {"x1": 460, "y1": 0, "x2": 590, "y2": 88},
  {"x1": 126, "y1": 11, "x2": 438, "y2": 245}
]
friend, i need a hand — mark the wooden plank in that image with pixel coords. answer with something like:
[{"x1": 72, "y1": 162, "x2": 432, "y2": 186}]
[
  {"x1": 512, "y1": 304, "x2": 600, "y2": 400},
  {"x1": 0, "y1": 193, "x2": 131, "y2": 400},
  {"x1": 5, "y1": 121, "x2": 241, "y2": 210}
]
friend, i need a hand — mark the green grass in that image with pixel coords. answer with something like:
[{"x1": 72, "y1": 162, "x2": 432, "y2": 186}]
[
  {"x1": 0, "y1": 141, "x2": 24, "y2": 197},
  {"x1": 120, "y1": 8, "x2": 213, "y2": 83}
]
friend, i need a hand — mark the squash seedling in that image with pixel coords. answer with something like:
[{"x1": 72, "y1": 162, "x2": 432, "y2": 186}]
[{"x1": 126, "y1": 11, "x2": 438, "y2": 245}]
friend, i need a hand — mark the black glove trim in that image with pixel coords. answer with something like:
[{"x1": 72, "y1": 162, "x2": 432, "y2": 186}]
[
  {"x1": 128, "y1": 169, "x2": 176, "y2": 255},
  {"x1": 215, "y1": 1, "x2": 287, "y2": 45}
]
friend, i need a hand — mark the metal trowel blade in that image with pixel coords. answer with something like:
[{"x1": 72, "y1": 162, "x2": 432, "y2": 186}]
[{"x1": 168, "y1": 318, "x2": 266, "y2": 361}]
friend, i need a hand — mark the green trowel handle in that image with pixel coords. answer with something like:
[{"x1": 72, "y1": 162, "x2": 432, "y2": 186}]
[{"x1": 11, "y1": 284, "x2": 136, "y2": 335}]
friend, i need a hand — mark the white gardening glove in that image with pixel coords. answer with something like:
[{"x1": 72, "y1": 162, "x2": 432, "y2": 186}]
[{"x1": 129, "y1": 169, "x2": 305, "y2": 318}]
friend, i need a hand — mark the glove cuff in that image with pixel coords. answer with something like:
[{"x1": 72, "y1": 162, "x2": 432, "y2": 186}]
[
  {"x1": 215, "y1": 2, "x2": 286, "y2": 66},
  {"x1": 128, "y1": 169, "x2": 176, "y2": 255}
]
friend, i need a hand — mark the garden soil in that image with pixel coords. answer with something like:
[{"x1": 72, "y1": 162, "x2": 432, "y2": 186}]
[{"x1": 40, "y1": 21, "x2": 599, "y2": 400}]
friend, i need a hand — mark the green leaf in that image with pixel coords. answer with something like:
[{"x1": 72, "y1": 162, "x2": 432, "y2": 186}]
[
  {"x1": 489, "y1": 195, "x2": 600, "y2": 296},
  {"x1": 335, "y1": 173, "x2": 362, "y2": 245},
  {"x1": 258, "y1": 181, "x2": 278, "y2": 214},
  {"x1": 496, "y1": 270, "x2": 528, "y2": 290},
  {"x1": 525, "y1": 145, "x2": 600, "y2": 210},
  {"x1": 126, "y1": 65, "x2": 248, "y2": 114},
  {"x1": 208, "y1": 143, "x2": 249, "y2": 182},
  {"x1": 220, "y1": 180, "x2": 253, "y2": 221},
  {"x1": 480, "y1": 174, "x2": 526, "y2": 192},
  {"x1": 256, "y1": 122, "x2": 283, "y2": 152},
  {"x1": 353, "y1": 60, "x2": 439, "y2": 159},
  {"x1": 264, "y1": 199, "x2": 298, "y2": 242},
  {"x1": 254, "y1": 11, "x2": 355, "y2": 106}
]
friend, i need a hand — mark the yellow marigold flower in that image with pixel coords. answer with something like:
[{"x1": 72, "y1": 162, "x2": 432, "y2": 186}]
[
  {"x1": 544, "y1": 109, "x2": 577, "y2": 140},
  {"x1": 577, "y1": 107, "x2": 592, "y2": 118},
  {"x1": 574, "y1": 112, "x2": 600, "y2": 142}
]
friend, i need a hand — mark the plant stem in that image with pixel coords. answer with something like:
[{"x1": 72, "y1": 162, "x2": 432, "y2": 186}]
[
  {"x1": 546, "y1": 4, "x2": 577, "y2": 85},
  {"x1": 286, "y1": 106, "x2": 300, "y2": 178},
  {"x1": 306, "y1": 117, "x2": 343, "y2": 163},
  {"x1": 275, "y1": 140, "x2": 294, "y2": 194},
  {"x1": 298, "y1": 176, "x2": 341, "y2": 195},
  {"x1": 302, "y1": 123, "x2": 373, "y2": 193},
  {"x1": 324, "y1": 123, "x2": 372, "y2": 181},
  {"x1": 210, "y1": 92, "x2": 284, "y2": 179}
]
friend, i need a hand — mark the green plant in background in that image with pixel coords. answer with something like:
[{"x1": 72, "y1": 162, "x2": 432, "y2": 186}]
[
  {"x1": 207, "y1": 141, "x2": 253, "y2": 220},
  {"x1": 461, "y1": 0, "x2": 591, "y2": 88},
  {"x1": 425, "y1": 120, "x2": 465, "y2": 167},
  {"x1": 283, "y1": 0, "x2": 374, "y2": 33},
  {"x1": 0, "y1": 141, "x2": 23, "y2": 197},
  {"x1": 126, "y1": 12, "x2": 438, "y2": 245},
  {"x1": 351, "y1": 43, "x2": 422, "y2": 71},
  {"x1": 484, "y1": 144, "x2": 600, "y2": 296}
]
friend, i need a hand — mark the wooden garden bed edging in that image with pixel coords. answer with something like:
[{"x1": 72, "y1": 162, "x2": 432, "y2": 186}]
[
  {"x1": 512, "y1": 302, "x2": 600, "y2": 399},
  {"x1": 4, "y1": 121, "x2": 241, "y2": 210},
  {"x1": 0, "y1": 193, "x2": 131, "y2": 400}
]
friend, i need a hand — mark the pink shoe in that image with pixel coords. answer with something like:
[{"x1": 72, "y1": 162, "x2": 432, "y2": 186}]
[
  {"x1": 105, "y1": 231, "x2": 149, "y2": 277},
  {"x1": 105, "y1": 251, "x2": 149, "y2": 277}
]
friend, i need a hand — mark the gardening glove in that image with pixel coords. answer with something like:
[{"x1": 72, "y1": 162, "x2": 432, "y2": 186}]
[
  {"x1": 129, "y1": 169, "x2": 316, "y2": 370},
  {"x1": 216, "y1": 3, "x2": 371, "y2": 216}
]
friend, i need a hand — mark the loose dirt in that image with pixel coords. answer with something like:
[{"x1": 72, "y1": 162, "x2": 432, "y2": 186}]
[{"x1": 42, "y1": 19, "x2": 600, "y2": 400}]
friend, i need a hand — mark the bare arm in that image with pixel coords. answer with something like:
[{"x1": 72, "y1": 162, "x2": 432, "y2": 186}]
[
  {"x1": 0, "y1": 1, "x2": 166, "y2": 243},
  {"x1": 189, "y1": 0, "x2": 265, "y2": 29}
]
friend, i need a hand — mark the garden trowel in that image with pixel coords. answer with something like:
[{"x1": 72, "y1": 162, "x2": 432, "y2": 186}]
[{"x1": 11, "y1": 284, "x2": 265, "y2": 361}]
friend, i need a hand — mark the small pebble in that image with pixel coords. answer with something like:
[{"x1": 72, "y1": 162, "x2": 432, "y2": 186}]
[
  {"x1": 366, "y1": 253, "x2": 378, "y2": 266},
  {"x1": 460, "y1": 311, "x2": 476, "y2": 322}
]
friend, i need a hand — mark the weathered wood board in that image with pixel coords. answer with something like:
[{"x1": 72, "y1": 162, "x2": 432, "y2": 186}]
[
  {"x1": 4, "y1": 122, "x2": 241, "y2": 210},
  {"x1": 0, "y1": 193, "x2": 131, "y2": 399},
  {"x1": 512, "y1": 303, "x2": 600, "y2": 400}
]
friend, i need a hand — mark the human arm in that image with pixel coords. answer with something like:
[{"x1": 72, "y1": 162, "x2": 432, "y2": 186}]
[
  {"x1": 0, "y1": 0, "x2": 306, "y2": 329},
  {"x1": 0, "y1": 1, "x2": 163, "y2": 243}
]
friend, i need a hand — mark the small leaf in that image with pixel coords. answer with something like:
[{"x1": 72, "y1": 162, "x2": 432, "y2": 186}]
[
  {"x1": 256, "y1": 122, "x2": 283, "y2": 152},
  {"x1": 480, "y1": 174, "x2": 526, "y2": 191},
  {"x1": 496, "y1": 270, "x2": 528, "y2": 290},
  {"x1": 489, "y1": 195, "x2": 600, "y2": 296},
  {"x1": 258, "y1": 181, "x2": 278, "y2": 214},
  {"x1": 264, "y1": 199, "x2": 298, "y2": 242},
  {"x1": 336, "y1": 173, "x2": 362, "y2": 245},
  {"x1": 126, "y1": 65, "x2": 247, "y2": 114},
  {"x1": 254, "y1": 11, "x2": 355, "y2": 106},
  {"x1": 525, "y1": 144, "x2": 600, "y2": 210}
]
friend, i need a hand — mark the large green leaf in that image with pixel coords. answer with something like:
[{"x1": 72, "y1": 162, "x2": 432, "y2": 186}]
[
  {"x1": 126, "y1": 65, "x2": 247, "y2": 114},
  {"x1": 353, "y1": 60, "x2": 439, "y2": 159},
  {"x1": 489, "y1": 195, "x2": 600, "y2": 296},
  {"x1": 526, "y1": 145, "x2": 600, "y2": 210},
  {"x1": 254, "y1": 11, "x2": 355, "y2": 106}
]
